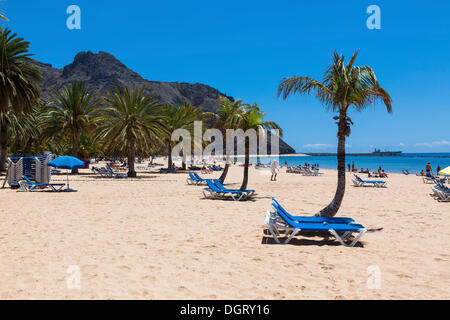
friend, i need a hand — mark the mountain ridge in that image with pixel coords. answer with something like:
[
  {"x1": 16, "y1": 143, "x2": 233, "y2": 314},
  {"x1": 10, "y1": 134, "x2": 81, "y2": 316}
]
[{"x1": 32, "y1": 51, "x2": 296, "y2": 154}]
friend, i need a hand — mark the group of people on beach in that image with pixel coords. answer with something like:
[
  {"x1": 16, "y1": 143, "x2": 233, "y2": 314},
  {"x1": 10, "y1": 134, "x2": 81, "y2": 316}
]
[
  {"x1": 348, "y1": 162, "x2": 388, "y2": 178},
  {"x1": 416, "y1": 163, "x2": 442, "y2": 176}
]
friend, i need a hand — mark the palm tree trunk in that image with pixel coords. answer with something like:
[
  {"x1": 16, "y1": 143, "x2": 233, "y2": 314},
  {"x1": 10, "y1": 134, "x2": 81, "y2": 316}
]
[
  {"x1": 0, "y1": 120, "x2": 8, "y2": 172},
  {"x1": 219, "y1": 163, "x2": 230, "y2": 183},
  {"x1": 181, "y1": 152, "x2": 186, "y2": 170},
  {"x1": 240, "y1": 138, "x2": 250, "y2": 190},
  {"x1": 167, "y1": 141, "x2": 173, "y2": 170},
  {"x1": 316, "y1": 127, "x2": 346, "y2": 217},
  {"x1": 127, "y1": 136, "x2": 136, "y2": 178},
  {"x1": 71, "y1": 130, "x2": 80, "y2": 174},
  {"x1": 219, "y1": 153, "x2": 230, "y2": 183},
  {"x1": 24, "y1": 137, "x2": 34, "y2": 156}
]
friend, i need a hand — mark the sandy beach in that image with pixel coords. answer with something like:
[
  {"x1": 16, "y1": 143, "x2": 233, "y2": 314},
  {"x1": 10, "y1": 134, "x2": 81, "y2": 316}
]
[{"x1": 0, "y1": 159, "x2": 448, "y2": 300}]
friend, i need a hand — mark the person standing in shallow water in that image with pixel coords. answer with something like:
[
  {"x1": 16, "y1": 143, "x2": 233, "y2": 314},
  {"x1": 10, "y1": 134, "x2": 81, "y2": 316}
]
[
  {"x1": 437, "y1": 165, "x2": 441, "y2": 174},
  {"x1": 426, "y1": 162, "x2": 432, "y2": 174}
]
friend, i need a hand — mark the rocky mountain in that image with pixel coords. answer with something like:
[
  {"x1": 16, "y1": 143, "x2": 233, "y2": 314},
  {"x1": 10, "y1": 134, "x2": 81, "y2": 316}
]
[{"x1": 33, "y1": 51, "x2": 296, "y2": 154}]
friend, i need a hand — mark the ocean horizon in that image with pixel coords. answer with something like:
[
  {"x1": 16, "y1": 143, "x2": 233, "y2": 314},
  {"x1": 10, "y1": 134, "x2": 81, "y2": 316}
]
[{"x1": 252, "y1": 153, "x2": 450, "y2": 174}]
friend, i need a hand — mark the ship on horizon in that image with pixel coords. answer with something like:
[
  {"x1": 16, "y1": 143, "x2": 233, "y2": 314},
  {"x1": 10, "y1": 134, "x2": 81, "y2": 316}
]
[{"x1": 372, "y1": 148, "x2": 403, "y2": 156}]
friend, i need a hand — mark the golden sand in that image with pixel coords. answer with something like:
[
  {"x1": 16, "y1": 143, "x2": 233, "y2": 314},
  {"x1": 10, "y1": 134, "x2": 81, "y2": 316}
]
[{"x1": 0, "y1": 159, "x2": 448, "y2": 299}]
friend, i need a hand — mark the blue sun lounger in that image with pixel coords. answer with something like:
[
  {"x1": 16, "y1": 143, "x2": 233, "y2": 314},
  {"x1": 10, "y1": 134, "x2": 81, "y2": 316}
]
[
  {"x1": 352, "y1": 174, "x2": 387, "y2": 187},
  {"x1": 186, "y1": 172, "x2": 207, "y2": 185},
  {"x1": 423, "y1": 173, "x2": 436, "y2": 184},
  {"x1": 212, "y1": 179, "x2": 255, "y2": 195},
  {"x1": 186, "y1": 172, "x2": 199, "y2": 185},
  {"x1": 19, "y1": 176, "x2": 66, "y2": 192},
  {"x1": 202, "y1": 179, "x2": 255, "y2": 201},
  {"x1": 265, "y1": 202, "x2": 366, "y2": 247},
  {"x1": 271, "y1": 198, "x2": 355, "y2": 224},
  {"x1": 431, "y1": 179, "x2": 450, "y2": 202}
]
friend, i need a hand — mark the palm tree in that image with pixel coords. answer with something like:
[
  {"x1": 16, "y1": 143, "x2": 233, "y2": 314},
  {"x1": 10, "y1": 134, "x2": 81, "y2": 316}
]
[
  {"x1": 236, "y1": 103, "x2": 282, "y2": 190},
  {"x1": 0, "y1": 13, "x2": 8, "y2": 32},
  {"x1": 92, "y1": 86, "x2": 166, "y2": 177},
  {"x1": 161, "y1": 103, "x2": 211, "y2": 170},
  {"x1": 42, "y1": 82, "x2": 99, "y2": 172},
  {"x1": 0, "y1": 28, "x2": 42, "y2": 172},
  {"x1": 212, "y1": 97, "x2": 244, "y2": 183},
  {"x1": 21, "y1": 101, "x2": 50, "y2": 155},
  {"x1": 278, "y1": 50, "x2": 392, "y2": 217},
  {"x1": 3, "y1": 105, "x2": 40, "y2": 156}
]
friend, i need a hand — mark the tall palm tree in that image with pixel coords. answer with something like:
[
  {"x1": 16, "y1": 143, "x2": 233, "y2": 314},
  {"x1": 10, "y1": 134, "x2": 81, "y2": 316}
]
[
  {"x1": 42, "y1": 82, "x2": 99, "y2": 172},
  {"x1": 92, "y1": 86, "x2": 166, "y2": 177},
  {"x1": 161, "y1": 103, "x2": 211, "y2": 170},
  {"x1": 0, "y1": 28, "x2": 42, "y2": 171},
  {"x1": 236, "y1": 103, "x2": 282, "y2": 190},
  {"x1": 278, "y1": 50, "x2": 392, "y2": 217},
  {"x1": 212, "y1": 97, "x2": 244, "y2": 183}
]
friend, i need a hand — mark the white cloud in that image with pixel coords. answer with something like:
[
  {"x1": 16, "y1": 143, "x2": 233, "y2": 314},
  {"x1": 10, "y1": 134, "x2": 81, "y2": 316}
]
[
  {"x1": 303, "y1": 143, "x2": 333, "y2": 150},
  {"x1": 414, "y1": 140, "x2": 450, "y2": 148}
]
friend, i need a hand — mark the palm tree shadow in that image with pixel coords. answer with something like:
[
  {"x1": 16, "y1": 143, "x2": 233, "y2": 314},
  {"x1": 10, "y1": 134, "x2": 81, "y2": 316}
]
[{"x1": 366, "y1": 227, "x2": 383, "y2": 232}]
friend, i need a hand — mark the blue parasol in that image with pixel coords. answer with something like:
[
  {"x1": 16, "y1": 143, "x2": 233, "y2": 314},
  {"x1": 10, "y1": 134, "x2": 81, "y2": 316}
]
[{"x1": 48, "y1": 156, "x2": 84, "y2": 191}]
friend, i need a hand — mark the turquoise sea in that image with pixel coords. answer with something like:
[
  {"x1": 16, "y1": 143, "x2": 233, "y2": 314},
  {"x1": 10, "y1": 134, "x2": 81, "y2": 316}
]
[{"x1": 251, "y1": 153, "x2": 450, "y2": 174}]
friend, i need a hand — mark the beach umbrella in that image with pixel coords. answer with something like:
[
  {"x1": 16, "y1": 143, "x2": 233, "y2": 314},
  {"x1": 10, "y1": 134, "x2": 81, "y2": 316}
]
[
  {"x1": 48, "y1": 156, "x2": 84, "y2": 191},
  {"x1": 438, "y1": 166, "x2": 450, "y2": 175}
]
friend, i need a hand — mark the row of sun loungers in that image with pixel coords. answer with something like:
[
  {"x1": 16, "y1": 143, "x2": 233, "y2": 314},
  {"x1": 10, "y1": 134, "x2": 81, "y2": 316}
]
[
  {"x1": 286, "y1": 166, "x2": 322, "y2": 176},
  {"x1": 430, "y1": 178, "x2": 450, "y2": 202},
  {"x1": 137, "y1": 163, "x2": 162, "y2": 170},
  {"x1": 351, "y1": 174, "x2": 387, "y2": 187},
  {"x1": 265, "y1": 198, "x2": 366, "y2": 247},
  {"x1": 91, "y1": 166, "x2": 127, "y2": 178}
]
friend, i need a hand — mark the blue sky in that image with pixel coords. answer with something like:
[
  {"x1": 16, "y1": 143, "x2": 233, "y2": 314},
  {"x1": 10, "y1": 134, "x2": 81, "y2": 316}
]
[{"x1": 2, "y1": 0, "x2": 449, "y2": 153}]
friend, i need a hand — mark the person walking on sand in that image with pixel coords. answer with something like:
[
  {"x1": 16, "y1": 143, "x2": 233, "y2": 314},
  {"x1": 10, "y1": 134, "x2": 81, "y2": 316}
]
[{"x1": 271, "y1": 160, "x2": 279, "y2": 181}]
